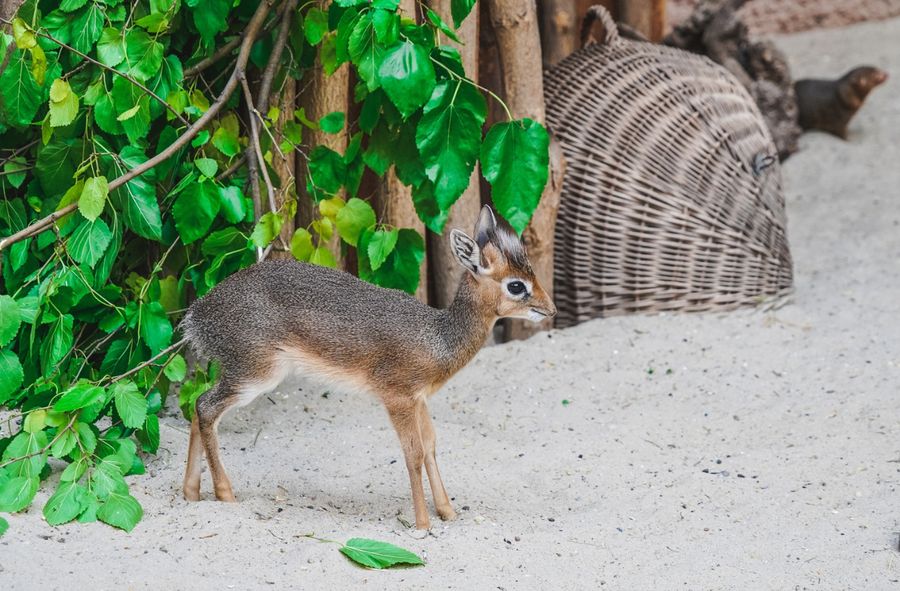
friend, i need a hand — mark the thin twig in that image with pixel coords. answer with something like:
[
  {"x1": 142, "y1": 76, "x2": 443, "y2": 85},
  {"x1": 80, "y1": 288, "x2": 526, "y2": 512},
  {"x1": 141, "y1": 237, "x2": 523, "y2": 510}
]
[
  {"x1": 184, "y1": 35, "x2": 244, "y2": 78},
  {"x1": 0, "y1": 139, "x2": 38, "y2": 170},
  {"x1": 215, "y1": 153, "x2": 248, "y2": 182},
  {"x1": 240, "y1": 75, "x2": 278, "y2": 215},
  {"x1": 256, "y1": 0, "x2": 298, "y2": 114},
  {"x1": 106, "y1": 337, "x2": 187, "y2": 384},
  {"x1": 0, "y1": 0, "x2": 276, "y2": 253}
]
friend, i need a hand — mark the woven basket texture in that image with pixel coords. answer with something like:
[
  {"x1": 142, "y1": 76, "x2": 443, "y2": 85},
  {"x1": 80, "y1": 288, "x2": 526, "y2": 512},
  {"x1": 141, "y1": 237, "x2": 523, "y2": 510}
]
[{"x1": 545, "y1": 6, "x2": 793, "y2": 327}]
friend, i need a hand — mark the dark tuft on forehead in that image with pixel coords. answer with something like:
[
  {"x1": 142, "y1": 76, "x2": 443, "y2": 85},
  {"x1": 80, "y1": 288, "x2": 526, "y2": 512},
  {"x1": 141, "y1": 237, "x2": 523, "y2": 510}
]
[{"x1": 477, "y1": 215, "x2": 531, "y2": 272}]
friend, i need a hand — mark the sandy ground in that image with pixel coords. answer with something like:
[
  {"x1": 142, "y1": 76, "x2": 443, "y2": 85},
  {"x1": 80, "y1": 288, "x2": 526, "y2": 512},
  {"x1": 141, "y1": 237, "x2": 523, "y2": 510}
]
[
  {"x1": 2, "y1": 17, "x2": 900, "y2": 591},
  {"x1": 667, "y1": 0, "x2": 900, "y2": 35}
]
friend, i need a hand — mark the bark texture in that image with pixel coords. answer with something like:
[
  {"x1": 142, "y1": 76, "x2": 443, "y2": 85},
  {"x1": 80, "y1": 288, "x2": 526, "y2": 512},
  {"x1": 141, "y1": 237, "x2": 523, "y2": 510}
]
[
  {"x1": 618, "y1": 0, "x2": 667, "y2": 41},
  {"x1": 485, "y1": 0, "x2": 565, "y2": 340},
  {"x1": 539, "y1": 0, "x2": 578, "y2": 68},
  {"x1": 426, "y1": 0, "x2": 482, "y2": 309},
  {"x1": 296, "y1": 13, "x2": 349, "y2": 266}
]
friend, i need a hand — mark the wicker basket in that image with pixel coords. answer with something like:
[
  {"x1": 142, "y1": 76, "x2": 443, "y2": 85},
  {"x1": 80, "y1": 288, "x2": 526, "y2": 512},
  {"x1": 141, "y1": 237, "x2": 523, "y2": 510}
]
[{"x1": 545, "y1": 6, "x2": 793, "y2": 328}]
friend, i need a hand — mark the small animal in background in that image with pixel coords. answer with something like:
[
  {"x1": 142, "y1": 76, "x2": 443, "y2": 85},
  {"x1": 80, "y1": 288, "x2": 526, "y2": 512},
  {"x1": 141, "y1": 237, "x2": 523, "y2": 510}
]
[
  {"x1": 180, "y1": 206, "x2": 556, "y2": 529},
  {"x1": 794, "y1": 66, "x2": 888, "y2": 139}
]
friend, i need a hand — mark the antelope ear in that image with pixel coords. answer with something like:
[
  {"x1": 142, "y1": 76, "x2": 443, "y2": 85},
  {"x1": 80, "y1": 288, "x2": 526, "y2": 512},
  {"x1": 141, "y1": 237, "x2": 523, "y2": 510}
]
[
  {"x1": 474, "y1": 205, "x2": 497, "y2": 247},
  {"x1": 450, "y1": 229, "x2": 483, "y2": 275}
]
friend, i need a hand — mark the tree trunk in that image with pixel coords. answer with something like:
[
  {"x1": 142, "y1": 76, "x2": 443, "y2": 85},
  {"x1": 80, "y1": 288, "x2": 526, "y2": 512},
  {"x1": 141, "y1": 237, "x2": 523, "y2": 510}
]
[
  {"x1": 539, "y1": 0, "x2": 577, "y2": 69},
  {"x1": 371, "y1": 0, "x2": 428, "y2": 302},
  {"x1": 485, "y1": 0, "x2": 566, "y2": 340},
  {"x1": 426, "y1": 0, "x2": 482, "y2": 310},
  {"x1": 617, "y1": 0, "x2": 666, "y2": 41},
  {"x1": 297, "y1": 5, "x2": 349, "y2": 267}
]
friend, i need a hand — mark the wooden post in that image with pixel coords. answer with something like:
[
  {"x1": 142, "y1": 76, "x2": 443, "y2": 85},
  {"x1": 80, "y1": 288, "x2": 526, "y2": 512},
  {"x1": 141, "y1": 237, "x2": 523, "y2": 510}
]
[
  {"x1": 426, "y1": 0, "x2": 482, "y2": 310},
  {"x1": 485, "y1": 0, "x2": 566, "y2": 341},
  {"x1": 617, "y1": 0, "x2": 666, "y2": 42},
  {"x1": 539, "y1": 0, "x2": 578, "y2": 69},
  {"x1": 372, "y1": 0, "x2": 428, "y2": 302},
  {"x1": 297, "y1": 2, "x2": 348, "y2": 266}
]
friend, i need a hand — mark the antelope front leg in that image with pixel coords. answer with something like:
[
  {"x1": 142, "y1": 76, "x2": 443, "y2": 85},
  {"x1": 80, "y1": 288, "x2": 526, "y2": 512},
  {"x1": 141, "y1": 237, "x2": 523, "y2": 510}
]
[
  {"x1": 387, "y1": 401, "x2": 430, "y2": 530},
  {"x1": 417, "y1": 400, "x2": 456, "y2": 521}
]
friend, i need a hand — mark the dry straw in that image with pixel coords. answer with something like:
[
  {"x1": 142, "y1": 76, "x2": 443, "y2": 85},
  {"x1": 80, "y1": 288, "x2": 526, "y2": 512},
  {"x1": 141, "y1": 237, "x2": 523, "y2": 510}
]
[{"x1": 545, "y1": 6, "x2": 793, "y2": 327}]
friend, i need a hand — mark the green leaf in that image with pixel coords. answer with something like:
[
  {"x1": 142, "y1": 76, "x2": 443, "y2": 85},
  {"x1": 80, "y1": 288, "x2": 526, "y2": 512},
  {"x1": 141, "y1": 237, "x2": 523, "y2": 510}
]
[
  {"x1": 50, "y1": 428, "x2": 78, "y2": 458},
  {"x1": 348, "y1": 11, "x2": 379, "y2": 90},
  {"x1": 164, "y1": 354, "x2": 187, "y2": 381},
  {"x1": 68, "y1": 217, "x2": 112, "y2": 267},
  {"x1": 0, "y1": 476, "x2": 39, "y2": 513},
  {"x1": 0, "y1": 47, "x2": 42, "y2": 126},
  {"x1": 139, "y1": 301, "x2": 173, "y2": 355},
  {"x1": 113, "y1": 381, "x2": 148, "y2": 429},
  {"x1": 0, "y1": 349, "x2": 24, "y2": 404},
  {"x1": 41, "y1": 313, "x2": 74, "y2": 375},
  {"x1": 54, "y1": 383, "x2": 105, "y2": 412},
  {"x1": 106, "y1": 146, "x2": 163, "y2": 240},
  {"x1": 217, "y1": 186, "x2": 247, "y2": 223},
  {"x1": 367, "y1": 228, "x2": 399, "y2": 271},
  {"x1": 250, "y1": 211, "x2": 283, "y2": 248},
  {"x1": 339, "y1": 538, "x2": 424, "y2": 569},
  {"x1": 111, "y1": 76, "x2": 151, "y2": 142},
  {"x1": 304, "y1": 7, "x2": 328, "y2": 45},
  {"x1": 450, "y1": 0, "x2": 477, "y2": 28},
  {"x1": 377, "y1": 41, "x2": 435, "y2": 118},
  {"x1": 137, "y1": 414, "x2": 160, "y2": 453},
  {"x1": 0, "y1": 295, "x2": 21, "y2": 347},
  {"x1": 0, "y1": 516, "x2": 7, "y2": 537},
  {"x1": 36, "y1": 139, "x2": 82, "y2": 198},
  {"x1": 307, "y1": 146, "x2": 346, "y2": 199},
  {"x1": 97, "y1": 27, "x2": 126, "y2": 67},
  {"x1": 319, "y1": 111, "x2": 345, "y2": 134},
  {"x1": 191, "y1": 0, "x2": 230, "y2": 43},
  {"x1": 78, "y1": 176, "x2": 109, "y2": 221},
  {"x1": 44, "y1": 481, "x2": 86, "y2": 526},
  {"x1": 60, "y1": 0, "x2": 88, "y2": 12},
  {"x1": 372, "y1": 9, "x2": 399, "y2": 45},
  {"x1": 2, "y1": 430, "x2": 48, "y2": 479},
  {"x1": 74, "y1": 422, "x2": 97, "y2": 453},
  {"x1": 173, "y1": 181, "x2": 220, "y2": 244},
  {"x1": 415, "y1": 80, "x2": 485, "y2": 210},
  {"x1": 49, "y1": 79, "x2": 79, "y2": 128},
  {"x1": 212, "y1": 125, "x2": 241, "y2": 158},
  {"x1": 335, "y1": 197, "x2": 376, "y2": 247},
  {"x1": 124, "y1": 29, "x2": 164, "y2": 82},
  {"x1": 3, "y1": 157, "x2": 27, "y2": 188},
  {"x1": 290, "y1": 228, "x2": 314, "y2": 261},
  {"x1": 426, "y1": 9, "x2": 461, "y2": 44},
  {"x1": 195, "y1": 158, "x2": 218, "y2": 178},
  {"x1": 70, "y1": 2, "x2": 104, "y2": 55},
  {"x1": 16, "y1": 296, "x2": 39, "y2": 324},
  {"x1": 24, "y1": 410, "x2": 46, "y2": 433},
  {"x1": 480, "y1": 119, "x2": 550, "y2": 234},
  {"x1": 358, "y1": 228, "x2": 424, "y2": 294},
  {"x1": 309, "y1": 246, "x2": 337, "y2": 268},
  {"x1": 97, "y1": 490, "x2": 143, "y2": 532}
]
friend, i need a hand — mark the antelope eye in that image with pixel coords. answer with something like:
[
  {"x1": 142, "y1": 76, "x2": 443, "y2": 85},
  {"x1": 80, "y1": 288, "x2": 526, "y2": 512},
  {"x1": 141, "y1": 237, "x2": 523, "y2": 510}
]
[{"x1": 507, "y1": 281, "x2": 527, "y2": 296}]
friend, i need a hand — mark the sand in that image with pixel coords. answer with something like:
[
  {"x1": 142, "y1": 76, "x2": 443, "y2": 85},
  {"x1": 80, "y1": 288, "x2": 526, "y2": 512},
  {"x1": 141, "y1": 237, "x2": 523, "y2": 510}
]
[{"x1": 2, "y1": 17, "x2": 899, "y2": 591}]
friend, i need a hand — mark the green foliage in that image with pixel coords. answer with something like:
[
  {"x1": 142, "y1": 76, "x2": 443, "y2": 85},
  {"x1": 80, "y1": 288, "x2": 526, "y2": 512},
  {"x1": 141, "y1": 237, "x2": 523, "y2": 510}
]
[
  {"x1": 0, "y1": 0, "x2": 549, "y2": 535},
  {"x1": 339, "y1": 537, "x2": 424, "y2": 569}
]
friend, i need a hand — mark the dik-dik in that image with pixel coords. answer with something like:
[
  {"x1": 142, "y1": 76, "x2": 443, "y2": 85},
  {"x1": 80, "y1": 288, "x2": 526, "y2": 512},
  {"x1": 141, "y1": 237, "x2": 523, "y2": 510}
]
[{"x1": 180, "y1": 206, "x2": 556, "y2": 529}]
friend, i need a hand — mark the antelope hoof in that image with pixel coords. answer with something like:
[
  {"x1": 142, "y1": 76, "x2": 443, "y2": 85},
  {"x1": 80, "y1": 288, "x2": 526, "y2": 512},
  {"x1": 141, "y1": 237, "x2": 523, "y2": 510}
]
[
  {"x1": 437, "y1": 505, "x2": 457, "y2": 521},
  {"x1": 215, "y1": 488, "x2": 237, "y2": 502},
  {"x1": 183, "y1": 487, "x2": 201, "y2": 502},
  {"x1": 415, "y1": 517, "x2": 431, "y2": 531}
]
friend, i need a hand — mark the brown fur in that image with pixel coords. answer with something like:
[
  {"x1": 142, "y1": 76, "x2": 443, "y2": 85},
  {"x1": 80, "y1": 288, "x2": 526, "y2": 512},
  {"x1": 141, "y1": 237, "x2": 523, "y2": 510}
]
[
  {"x1": 180, "y1": 206, "x2": 556, "y2": 529},
  {"x1": 795, "y1": 66, "x2": 888, "y2": 139}
]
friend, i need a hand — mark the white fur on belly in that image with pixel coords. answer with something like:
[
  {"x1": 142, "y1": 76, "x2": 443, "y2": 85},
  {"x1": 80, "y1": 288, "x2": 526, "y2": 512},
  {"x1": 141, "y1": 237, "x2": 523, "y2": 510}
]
[{"x1": 233, "y1": 346, "x2": 374, "y2": 408}]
